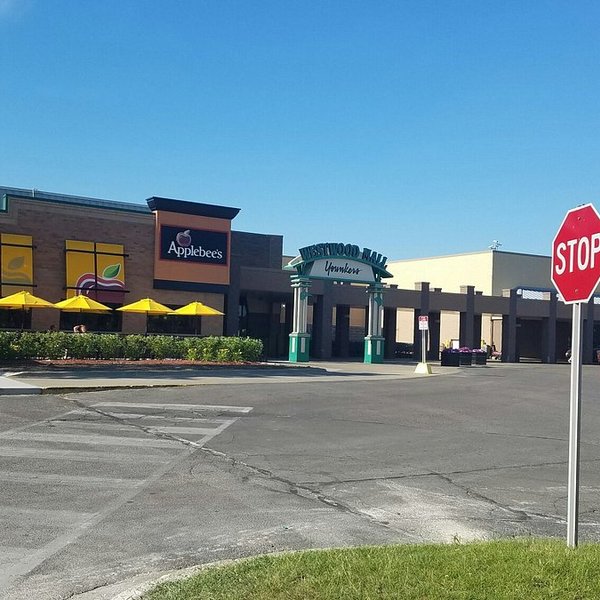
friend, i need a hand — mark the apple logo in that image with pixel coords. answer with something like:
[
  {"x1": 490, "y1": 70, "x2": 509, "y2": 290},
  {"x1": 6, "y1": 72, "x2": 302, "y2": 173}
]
[{"x1": 176, "y1": 229, "x2": 192, "y2": 247}]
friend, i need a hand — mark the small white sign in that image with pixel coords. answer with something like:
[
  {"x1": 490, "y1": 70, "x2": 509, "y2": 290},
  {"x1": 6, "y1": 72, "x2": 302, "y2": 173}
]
[{"x1": 418, "y1": 315, "x2": 429, "y2": 330}]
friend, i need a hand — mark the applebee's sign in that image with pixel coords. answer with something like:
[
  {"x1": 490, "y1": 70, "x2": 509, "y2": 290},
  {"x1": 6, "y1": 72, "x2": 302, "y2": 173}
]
[{"x1": 160, "y1": 226, "x2": 228, "y2": 265}]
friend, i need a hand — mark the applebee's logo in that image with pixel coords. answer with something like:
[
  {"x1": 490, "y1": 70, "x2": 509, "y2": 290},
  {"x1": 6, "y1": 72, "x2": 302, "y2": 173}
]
[
  {"x1": 176, "y1": 230, "x2": 191, "y2": 247},
  {"x1": 168, "y1": 229, "x2": 224, "y2": 260},
  {"x1": 75, "y1": 263, "x2": 125, "y2": 301}
]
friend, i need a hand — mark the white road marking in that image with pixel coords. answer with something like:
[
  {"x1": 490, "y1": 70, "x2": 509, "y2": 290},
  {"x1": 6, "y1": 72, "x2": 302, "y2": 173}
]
[
  {"x1": 1, "y1": 432, "x2": 178, "y2": 448},
  {"x1": 0, "y1": 447, "x2": 196, "y2": 590},
  {"x1": 0, "y1": 547, "x2": 32, "y2": 566},
  {"x1": 145, "y1": 426, "x2": 222, "y2": 435},
  {"x1": 91, "y1": 402, "x2": 253, "y2": 413},
  {"x1": 0, "y1": 506, "x2": 95, "y2": 523},
  {"x1": 0, "y1": 447, "x2": 174, "y2": 462},
  {"x1": 0, "y1": 471, "x2": 141, "y2": 487},
  {"x1": 0, "y1": 402, "x2": 253, "y2": 593},
  {"x1": 69, "y1": 410, "x2": 234, "y2": 424}
]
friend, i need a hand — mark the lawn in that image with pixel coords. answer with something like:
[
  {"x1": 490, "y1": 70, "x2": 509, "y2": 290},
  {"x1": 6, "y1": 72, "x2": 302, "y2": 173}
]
[{"x1": 142, "y1": 539, "x2": 600, "y2": 599}]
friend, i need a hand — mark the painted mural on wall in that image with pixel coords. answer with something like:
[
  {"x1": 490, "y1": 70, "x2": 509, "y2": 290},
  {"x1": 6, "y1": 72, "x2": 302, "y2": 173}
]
[
  {"x1": 0, "y1": 233, "x2": 34, "y2": 296},
  {"x1": 65, "y1": 240, "x2": 126, "y2": 302}
]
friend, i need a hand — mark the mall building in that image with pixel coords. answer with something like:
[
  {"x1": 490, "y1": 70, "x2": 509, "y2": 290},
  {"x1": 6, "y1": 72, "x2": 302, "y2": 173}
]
[{"x1": 0, "y1": 185, "x2": 594, "y2": 363}]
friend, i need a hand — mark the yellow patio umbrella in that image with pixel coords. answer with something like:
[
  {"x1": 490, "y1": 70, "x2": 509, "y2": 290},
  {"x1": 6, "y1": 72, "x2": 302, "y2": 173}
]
[
  {"x1": 116, "y1": 298, "x2": 173, "y2": 333},
  {"x1": 116, "y1": 298, "x2": 173, "y2": 314},
  {"x1": 170, "y1": 301, "x2": 224, "y2": 335},
  {"x1": 170, "y1": 301, "x2": 224, "y2": 316},
  {"x1": 54, "y1": 295, "x2": 113, "y2": 313},
  {"x1": 0, "y1": 290, "x2": 55, "y2": 308},
  {"x1": 0, "y1": 290, "x2": 56, "y2": 329}
]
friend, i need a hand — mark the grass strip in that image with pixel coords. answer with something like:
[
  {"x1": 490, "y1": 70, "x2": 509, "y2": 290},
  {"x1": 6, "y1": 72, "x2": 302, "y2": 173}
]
[{"x1": 142, "y1": 539, "x2": 600, "y2": 599}]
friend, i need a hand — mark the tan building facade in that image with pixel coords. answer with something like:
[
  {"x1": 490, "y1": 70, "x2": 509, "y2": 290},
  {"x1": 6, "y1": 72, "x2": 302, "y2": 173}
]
[
  {"x1": 0, "y1": 185, "x2": 592, "y2": 363},
  {"x1": 387, "y1": 250, "x2": 553, "y2": 296},
  {"x1": 388, "y1": 250, "x2": 559, "y2": 352}
]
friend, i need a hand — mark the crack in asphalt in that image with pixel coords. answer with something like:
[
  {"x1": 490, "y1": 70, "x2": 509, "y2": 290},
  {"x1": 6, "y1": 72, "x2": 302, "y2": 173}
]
[
  {"x1": 432, "y1": 472, "x2": 533, "y2": 523},
  {"x1": 64, "y1": 399, "x2": 577, "y2": 541},
  {"x1": 69, "y1": 399, "x2": 208, "y2": 450},
  {"x1": 296, "y1": 458, "x2": 587, "y2": 487},
  {"x1": 69, "y1": 400, "x2": 403, "y2": 536},
  {"x1": 193, "y1": 444, "x2": 404, "y2": 534}
]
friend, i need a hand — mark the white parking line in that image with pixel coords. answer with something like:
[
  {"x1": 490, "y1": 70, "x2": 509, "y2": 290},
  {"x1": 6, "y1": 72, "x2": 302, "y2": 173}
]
[
  {"x1": 148, "y1": 421, "x2": 237, "y2": 436},
  {"x1": 1, "y1": 432, "x2": 178, "y2": 448},
  {"x1": 0, "y1": 446, "x2": 196, "y2": 590},
  {"x1": 91, "y1": 402, "x2": 253, "y2": 413},
  {"x1": 0, "y1": 506, "x2": 95, "y2": 523},
  {"x1": 0, "y1": 447, "x2": 175, "y2": 462},
  {"x1": 0, "y1": 401, "x2": 254, "y2": 593},
  {"x1": 0, "y1": 471, "x2": 142, "y2": 487},
  {"x1": 85, "y1": 411, "x2": 235, "y2": 424}
]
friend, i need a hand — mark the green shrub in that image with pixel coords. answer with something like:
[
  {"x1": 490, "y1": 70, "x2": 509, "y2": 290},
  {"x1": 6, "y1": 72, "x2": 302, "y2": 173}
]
[
  {"x1": 66, "y1": 332, "x2": 96, "y2": 359},
  {"x1": 40, "y1": 332, "x2": 71, "y2": 359},
  {"x1": 146, "y1": 335, "x2": 185, "y2": 359},
  {"x1": 237, "y1": 337, "x2": 263, "y2": 361},
  {"x1": 185, "y1": 336, "x2": 220, "y2": 361},
  {"x1": 95, "y1": 334, "x2": 123, "y2": 359},
  {"x1": 121, "y1": 335, "x2": 148, "y2": 360},
  {"x1": 0, "y1": 331, "x2": 21, "y2": 360},
  {"x1": 0, "y1": 332, "x2": 263, "y2": 362},
  {"x1": 10, "y1": 332, "x2": 35, "y2": 359}
]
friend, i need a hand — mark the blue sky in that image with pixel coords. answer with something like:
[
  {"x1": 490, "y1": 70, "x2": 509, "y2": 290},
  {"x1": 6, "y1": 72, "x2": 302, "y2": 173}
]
[{"x1": 1, "y1": 1, "x2": 599, "y2": 259}]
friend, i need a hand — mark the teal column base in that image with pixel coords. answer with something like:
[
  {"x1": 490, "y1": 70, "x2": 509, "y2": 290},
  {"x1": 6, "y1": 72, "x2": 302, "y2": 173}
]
[
  {"x1": 364, "y1": 336, "x2": 385, "y2": 364},
  {"x1": 289, "y1": 333, "x2": 311, "y2": 362}
]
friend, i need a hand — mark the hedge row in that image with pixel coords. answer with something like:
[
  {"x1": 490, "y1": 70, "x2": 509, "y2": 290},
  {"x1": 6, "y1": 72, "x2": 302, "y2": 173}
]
[{"x1": 0, "y1": 332, "x2": 263, "y2": 362}]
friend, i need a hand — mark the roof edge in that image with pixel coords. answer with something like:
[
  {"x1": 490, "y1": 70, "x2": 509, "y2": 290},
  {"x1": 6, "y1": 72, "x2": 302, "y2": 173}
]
[{"x1": 146, "y1": 197, "x2": 240, "y2": 220}]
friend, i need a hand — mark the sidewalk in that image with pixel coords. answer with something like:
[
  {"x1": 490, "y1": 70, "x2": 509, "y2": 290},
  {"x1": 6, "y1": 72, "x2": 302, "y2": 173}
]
[{"x1": 0, "y1": 359, "x2": 458, "y2": 395}]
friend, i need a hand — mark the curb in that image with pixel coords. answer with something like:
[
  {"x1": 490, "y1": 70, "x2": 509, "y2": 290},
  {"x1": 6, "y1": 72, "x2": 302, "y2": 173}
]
[{"x1": 71, "y1": 559, "x2": 239, "y2": 600}]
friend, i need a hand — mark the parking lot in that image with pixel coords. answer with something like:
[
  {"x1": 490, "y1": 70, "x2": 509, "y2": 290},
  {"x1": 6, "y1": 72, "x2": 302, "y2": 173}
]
[{"x1": 1, "y1": 362, "x2": 599, "y2": 599}]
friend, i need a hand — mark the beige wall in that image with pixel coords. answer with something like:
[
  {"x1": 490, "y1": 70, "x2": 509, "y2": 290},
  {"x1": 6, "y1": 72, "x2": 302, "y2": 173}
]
[
  {"x1": 491, "y1": 251, "x2": 552, "y2": 295},
  {"x1": 387, "y1": 251, "x2": 493, "y2": 294},
  {"x1": 387, "y1": 250, "x2": 559, "y2": 298},
  {"x1": 440, "y1": 311, "x2": 460, "y2": 347},
  {"x1": 396, "y1": 308, "x2": 413, "y2": 343}
]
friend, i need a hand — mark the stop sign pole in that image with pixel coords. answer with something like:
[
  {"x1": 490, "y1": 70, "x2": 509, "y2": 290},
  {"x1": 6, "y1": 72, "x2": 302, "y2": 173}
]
[
  {"x1": 551, "y1": 203, "x2": 600, "y2": 548},
  {"x1": 566, "y1": 300, "x2": 583, "y2": 548}
]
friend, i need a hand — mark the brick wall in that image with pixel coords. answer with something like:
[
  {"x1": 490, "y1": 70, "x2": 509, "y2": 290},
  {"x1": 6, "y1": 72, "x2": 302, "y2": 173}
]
[{"x1": 0, "y1": 195, "x2": 284, "y2": 334}]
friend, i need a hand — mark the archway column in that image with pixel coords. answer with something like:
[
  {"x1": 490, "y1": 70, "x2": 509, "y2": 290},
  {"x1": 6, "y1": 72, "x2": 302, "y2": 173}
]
[
  {"x1": 364, "y1": 283, "x2": 385, "y2": 363},
  {"x1": 289, "y1": 277, "x2": 311, "y2": 362}
]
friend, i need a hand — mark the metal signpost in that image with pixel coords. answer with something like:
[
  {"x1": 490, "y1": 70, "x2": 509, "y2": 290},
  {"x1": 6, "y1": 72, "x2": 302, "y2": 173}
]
[
  {"x1": 414, "y1": 315, "x2": 432, "y2": 374},
  {"x1": 551, "y1": 203, "x2": 600, "y2": 547},
  {"x1": 418, "y1": 315, "x2": 429, "y2": 364}
]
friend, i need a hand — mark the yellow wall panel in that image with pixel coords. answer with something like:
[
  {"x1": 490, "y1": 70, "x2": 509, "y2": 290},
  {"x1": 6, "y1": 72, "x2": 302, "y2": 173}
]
[
  {"x1": 1, "y1": 234, "x2": 33, "y2": 296},
  {"x1": 65, "y1": 240, "x2": 126, "y2": 302}
]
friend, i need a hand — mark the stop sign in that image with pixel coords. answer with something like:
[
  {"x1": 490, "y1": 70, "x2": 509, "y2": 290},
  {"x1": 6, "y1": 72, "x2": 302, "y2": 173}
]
[{"x1": 552, "y1": 204, "x2": 600, "y2": 304}]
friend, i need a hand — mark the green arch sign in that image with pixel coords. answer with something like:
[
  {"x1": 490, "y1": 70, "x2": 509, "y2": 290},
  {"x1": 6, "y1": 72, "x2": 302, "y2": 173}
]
[{"x1": 285, "y1": 242, "x2": 392, "y2": 284}]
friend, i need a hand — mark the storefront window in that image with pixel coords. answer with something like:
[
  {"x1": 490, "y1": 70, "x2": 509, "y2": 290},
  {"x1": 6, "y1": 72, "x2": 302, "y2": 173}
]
[
  {"x1": 147, "y1": 309, "x2": 196, "y2": 335},
  {"x1": 0, "y1": 309, "x2": 31, "y2": 330},
  {"x1": 59, "y1": 304, "x2": 123, "y2": 333}
]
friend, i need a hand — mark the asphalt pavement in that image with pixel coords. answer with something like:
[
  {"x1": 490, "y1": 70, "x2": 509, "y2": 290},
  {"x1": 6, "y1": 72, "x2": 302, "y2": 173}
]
[
  {"x1": 0, "y1": 360, "x2": 598, "y2": 600},
  {"x1": 0, "y1": 360, "x2": 455, "y2": 394}
]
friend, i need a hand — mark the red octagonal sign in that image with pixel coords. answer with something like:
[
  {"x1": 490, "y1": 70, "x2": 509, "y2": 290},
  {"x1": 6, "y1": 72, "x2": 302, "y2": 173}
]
[{"x1": 552, "y1": 204, "x2": 600, "y2": 304}]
